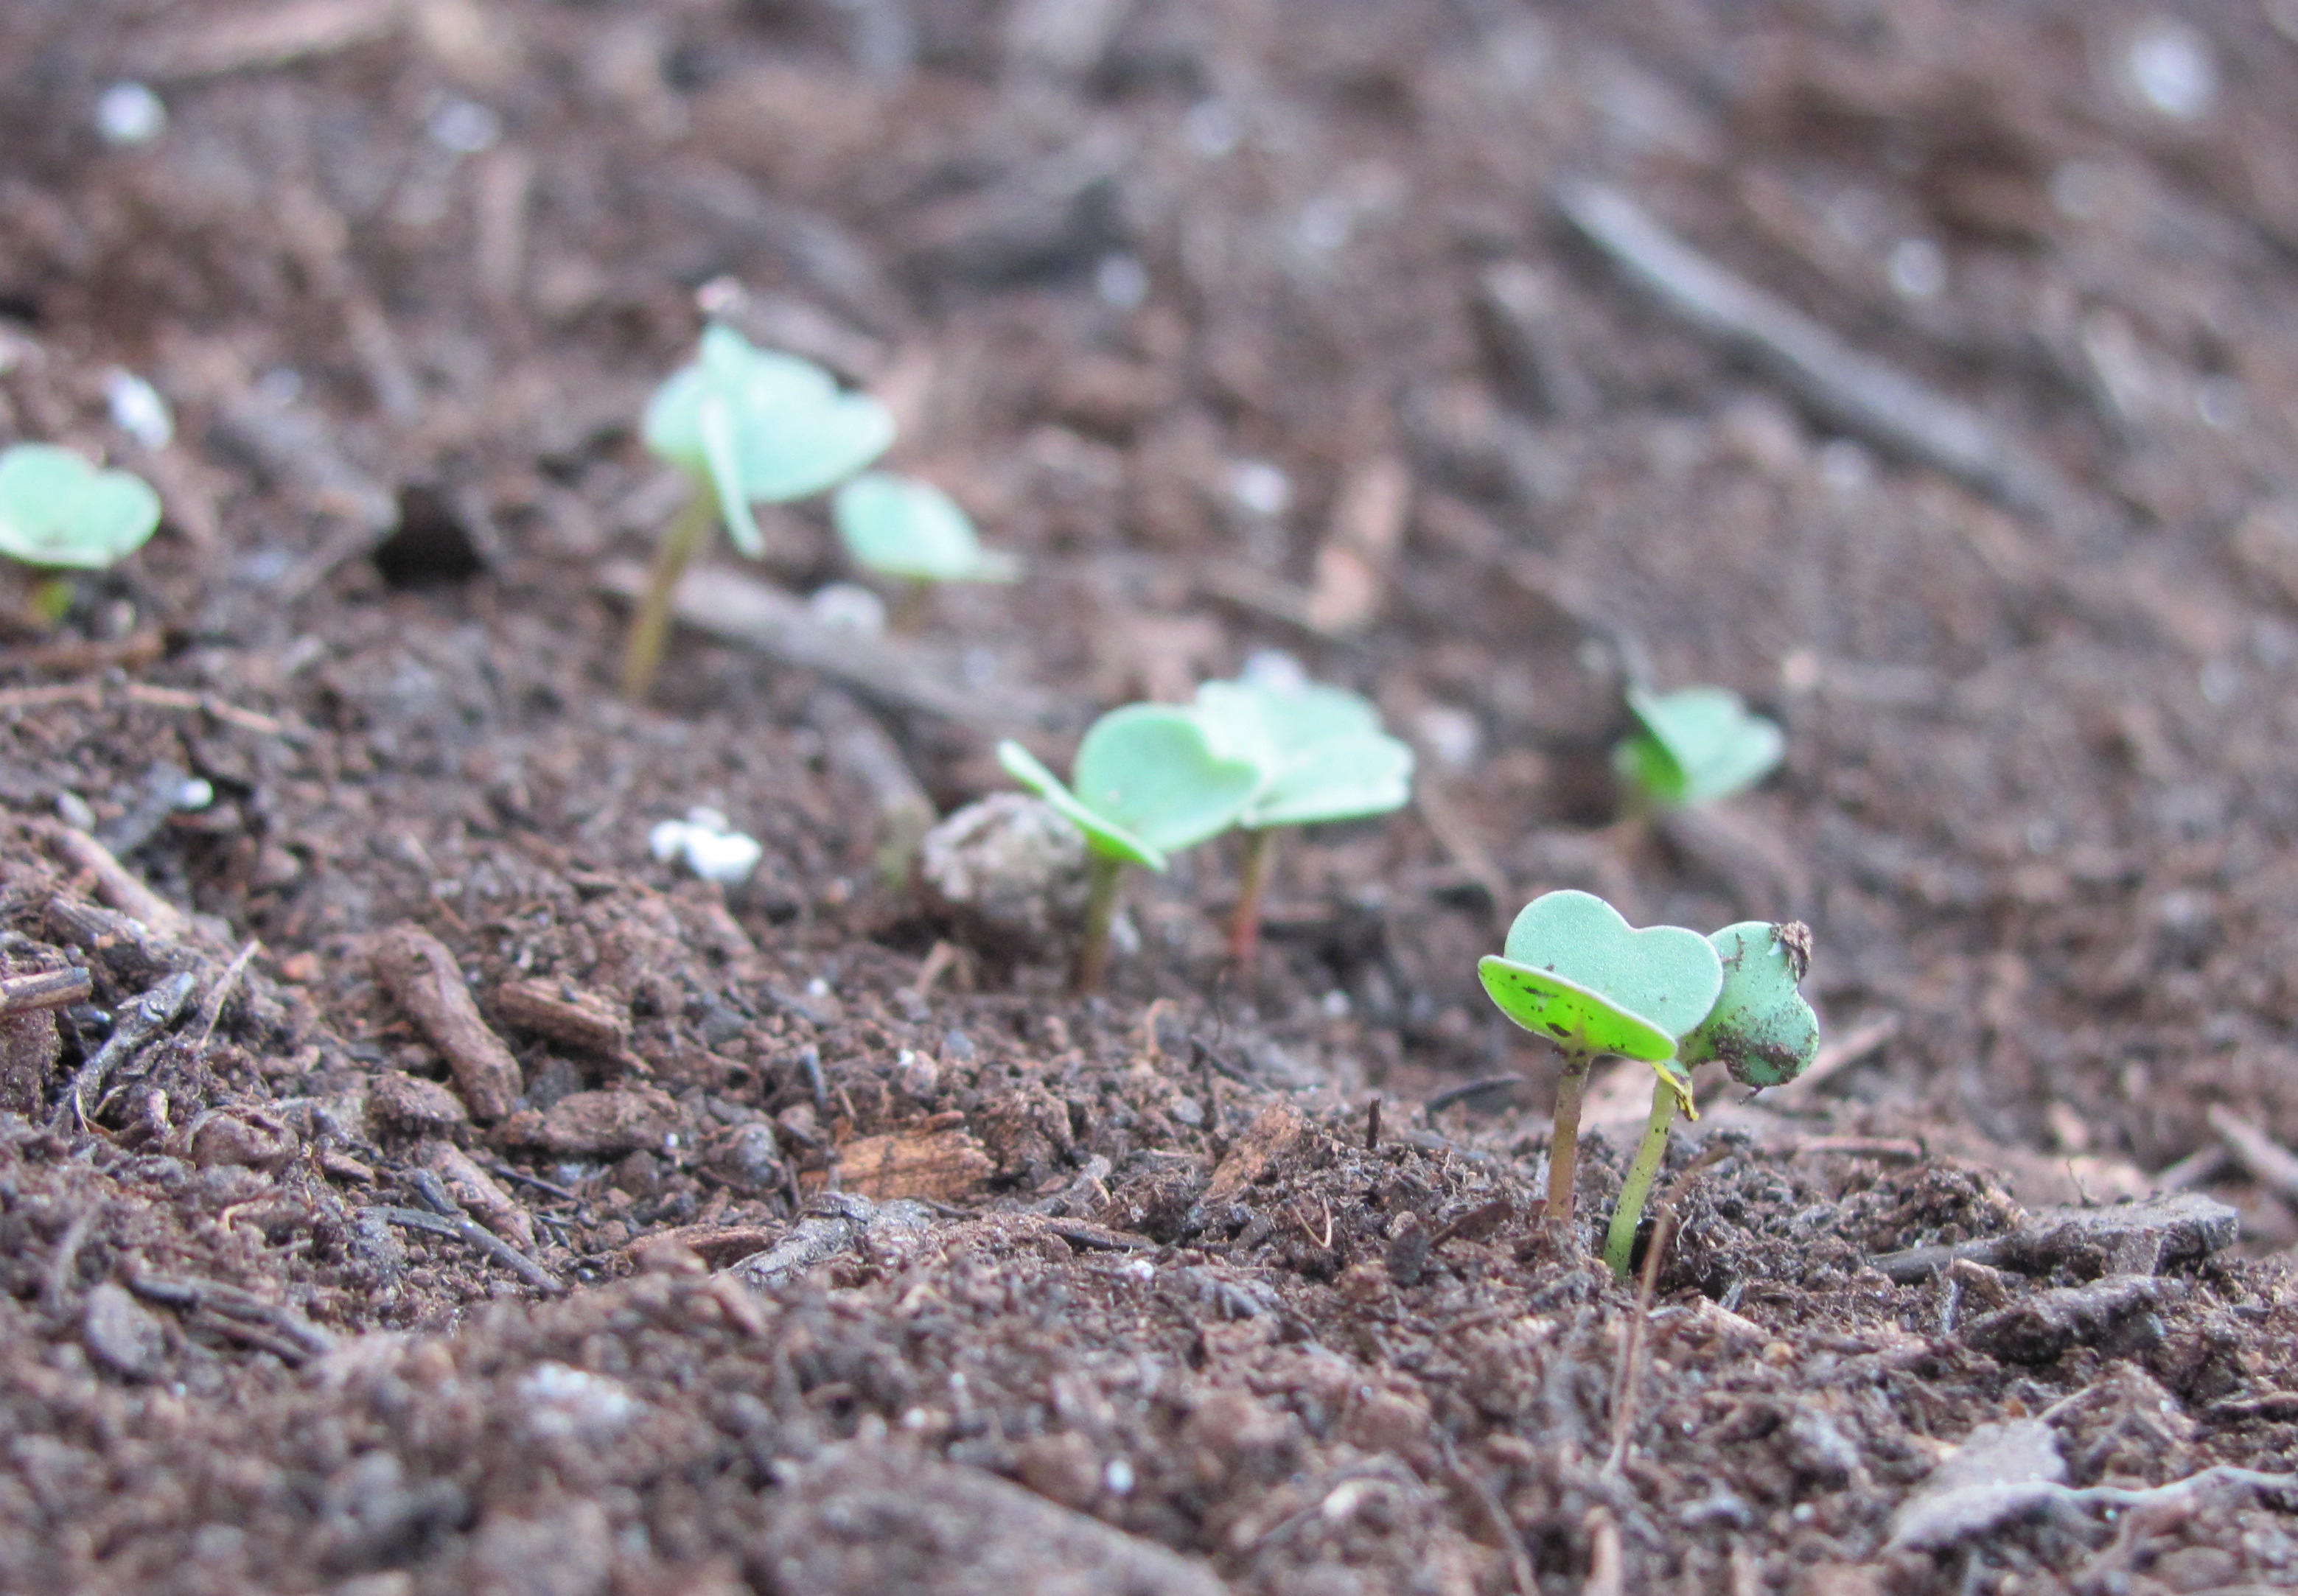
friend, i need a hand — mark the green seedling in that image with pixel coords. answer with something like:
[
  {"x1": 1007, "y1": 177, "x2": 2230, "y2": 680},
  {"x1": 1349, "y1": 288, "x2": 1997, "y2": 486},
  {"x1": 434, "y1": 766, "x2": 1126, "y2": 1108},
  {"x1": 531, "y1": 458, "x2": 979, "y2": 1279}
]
[
  {"x1": 622, "y1": 326, "x2": 895, "y2": 700},
  {"x1": 1601, "y1": 920, "x2": 1818, "y2": 1280},
  {"x1": 999, "y1": 704, "x2": 1261, "y2": 993},
  {"x1": 834, "y1": 471, "x2": 1019, "y2": 587},
  {"x1": 1478, "y1": 890, "x2": 1722, "y2": 1232},
  {"x1": 0, "y1": 444, "x2": 163, "y2": 628},
  {"x1": 1194, "y1": 676, "x2": 1414, "y2": 964},
  {"x1": 1613, "y1": 684, "x2": 1784, "y2": 811}
]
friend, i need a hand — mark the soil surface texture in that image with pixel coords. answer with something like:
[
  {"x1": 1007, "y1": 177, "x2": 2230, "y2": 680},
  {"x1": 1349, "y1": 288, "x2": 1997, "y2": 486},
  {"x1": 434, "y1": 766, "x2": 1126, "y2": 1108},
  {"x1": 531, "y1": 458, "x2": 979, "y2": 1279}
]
[{"x1": 4, "y1": 2, "x2": 2298, "y2": 1592}]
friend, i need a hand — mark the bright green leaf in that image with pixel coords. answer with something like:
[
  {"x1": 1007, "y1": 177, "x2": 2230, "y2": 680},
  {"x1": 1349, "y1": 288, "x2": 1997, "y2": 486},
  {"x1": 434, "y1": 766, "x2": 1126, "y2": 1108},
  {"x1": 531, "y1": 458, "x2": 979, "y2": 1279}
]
[
  {"x1": 1478, "y1": 889, "x2": 1722, "y2": 1065},
  {"x1": 1194, "y1": 678, "x2": 1414, "y2": 829},
  {"x1": 1614, "y1": 685, "x2": 1784, "y2": 808},
  {"x1": 1678, "y1": 920, "x2": 1820, "y2": 1089},
  {"x1": 0, "y1": 444, "x2": 161, "y2": 571},
  {"x1": 642, "y1": 326, "x2": 893, "y2": 554},
  {"x1": 998, "y1": 704, "x2": 1260, "y2": 872},
  {"x1": 834, "y1": 472, "x2": 1019, "y2": 584}
]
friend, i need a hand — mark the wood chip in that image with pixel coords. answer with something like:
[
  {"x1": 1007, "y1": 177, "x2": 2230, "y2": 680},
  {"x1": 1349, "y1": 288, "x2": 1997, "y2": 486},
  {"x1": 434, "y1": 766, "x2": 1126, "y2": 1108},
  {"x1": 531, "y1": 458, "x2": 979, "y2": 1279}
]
[
  {"x1": 1205, "y1": 1102, "x2": 1307, "y2": 1205},
  {"x1": 829, "y1": 1127, "x2": 994, "y2": 1204},
  {"x1": 423, "y1": 1138, "x2": 536, "y2": 1252},
  {"x1": 370, "y1": 926, "x2": 523, "y2": 1121},
  {"x1": 492, "y1": 978, "x2": 631, "y2": 1055},
  {"x1": 1305, "y1": 455, "x2": 1411, "y2": 634}
]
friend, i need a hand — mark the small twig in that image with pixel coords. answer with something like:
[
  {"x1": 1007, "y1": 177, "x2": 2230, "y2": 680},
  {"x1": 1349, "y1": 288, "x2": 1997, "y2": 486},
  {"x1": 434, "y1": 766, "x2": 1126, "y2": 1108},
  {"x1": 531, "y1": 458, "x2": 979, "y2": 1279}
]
[
  {"x1": 1605, "y1": 1145, "x2": 1730, "y2": 1477},
  {"x1": 374, "y1": 1205, "x2": 565, "y2": 1295},
  {"x1": 1365, "y1": 1096, "x2": 1383, "y2": 1152},
  {"x1": 193, "y1": 940, "x2": 260, "y2": 1050},
  {"x1": 1557, "y1": 181, "x2": 2078, "y2": 522},
  {"x1": 0, "y1": 967, "x2": 93, "y2": 1017},
  {"x1": 52, "y1": 970, "x2": 198, "y2": 1131},
  {"x1": 40, "y1": 823, "x2": 193, "y2": 939},
  {"x1": 2207, "y1": 1105, "x2": 2298, "y2": 1205}
]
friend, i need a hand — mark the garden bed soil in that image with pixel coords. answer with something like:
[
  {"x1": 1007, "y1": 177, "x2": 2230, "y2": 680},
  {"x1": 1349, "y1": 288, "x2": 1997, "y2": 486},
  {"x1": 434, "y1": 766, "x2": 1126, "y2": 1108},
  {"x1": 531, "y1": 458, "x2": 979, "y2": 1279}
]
[{"x1": 4, "y1": 1, "x2": 2298, "y2": 1592}]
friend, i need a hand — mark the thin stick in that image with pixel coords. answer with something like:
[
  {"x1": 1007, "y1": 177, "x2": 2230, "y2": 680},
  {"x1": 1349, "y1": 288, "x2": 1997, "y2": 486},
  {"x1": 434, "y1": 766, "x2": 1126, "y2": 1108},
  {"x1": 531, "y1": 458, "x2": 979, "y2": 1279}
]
[
  {"x1": 1603, "y1": 1079, "x2": 1680, "y2": 1280},
  {"x1": 1366, "y1": 1096, "x2": 1382, "y2": 1152},
  {"x1": 621, "y1": 491, "x2": 717, "y2": 701},
  {"x1": 0, "y1": 968, "x2": 92, "y2": 1016},
  {"x1": 1547, "y1": 1050, "x2": 1594, "y2": 1231},
  {"x1": 1072, "y1": 851, "x2": 1125, "y2": 994},
  {"x1": 374, "y1": 1205, "x2": 565, "y2": 1295},
  {"x1": 1227, "y1": 827, "x2": 1275, "y2": 965}
]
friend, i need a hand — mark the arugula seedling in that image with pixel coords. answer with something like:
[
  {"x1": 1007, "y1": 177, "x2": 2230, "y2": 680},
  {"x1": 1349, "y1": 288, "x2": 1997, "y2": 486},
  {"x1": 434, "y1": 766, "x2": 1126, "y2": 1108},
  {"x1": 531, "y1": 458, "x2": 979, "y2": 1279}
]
[
  {"x1": 1601, "y1": 919, "x2": 1818, "y2": 1279},
  {"x1": 834, "y1": 471, "x2": 1020, "y2": 612},
  {"x1": 1478, "y1": 891, "x2": 1722, "y2": 1232},
  {"x1": 998, "y1": 704, "x2": 1261, "y2": 993},
  {"x1": 0, "y1": 444, "x2": 163, "y2": 628},
  {"x1": 622, "y1": 326, "x2": 895, "y2": 700},
  {"x1": 1193, "y1": 676, "x2": 1414, "y2": 963},
  {"x1": 1613, "y1": 684, "x2": 1784, "y2": 812}
]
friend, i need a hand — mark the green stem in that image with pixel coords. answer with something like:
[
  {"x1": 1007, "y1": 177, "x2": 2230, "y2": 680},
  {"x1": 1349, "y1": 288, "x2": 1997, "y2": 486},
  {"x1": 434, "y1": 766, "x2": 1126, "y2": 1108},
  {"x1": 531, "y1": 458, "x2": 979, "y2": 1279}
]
[
  {"x1": 1226, "y1": 827, "x2": 1275, "y2": 966},
  {"x1": 1603, "y1": 1078, "x2": 1681, "y2": 1281},
  {"x1": 621, "y1": 491, "x2": 717, "y2": 702},
  {"x1": 1547, "y1": 1049, "x2": 1594, "y2": 1231},
  {"x1": 1072, "y1": 850, "x2": 1127, "y2": 995}
]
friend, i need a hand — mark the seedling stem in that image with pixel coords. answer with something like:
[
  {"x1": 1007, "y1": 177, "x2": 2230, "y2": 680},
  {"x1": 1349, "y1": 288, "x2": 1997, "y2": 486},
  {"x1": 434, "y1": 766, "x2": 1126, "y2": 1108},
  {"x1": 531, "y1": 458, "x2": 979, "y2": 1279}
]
[
  {"x1": 621, "y1": 492, "x2": 715, "y2": 701},
  {"x1": 1075, "y1": 852, "x2": 1127, "y2": 995},
  {"x1": 1227, "y1": 828, "x2": 1275, "y2": 965},
  {"x1": 1603, "y1": 1077, "x2": 1680, "y2": 1279},
  {"x1": 1548, "y1": 1049, "x2": 1596, "y2": 1228}
]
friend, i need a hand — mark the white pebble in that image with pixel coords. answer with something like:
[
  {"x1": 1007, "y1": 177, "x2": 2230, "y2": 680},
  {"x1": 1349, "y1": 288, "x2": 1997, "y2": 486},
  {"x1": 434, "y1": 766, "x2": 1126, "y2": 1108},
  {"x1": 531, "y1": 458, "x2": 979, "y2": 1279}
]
[
  {"x1": 105, "y1": 369, "x2": 173, "y2": 449},
  {"x1": 427, "y1": 99, "x2": 503, "y2": 154},
  {"x1": 2123, "y1": 18, "x2": 2216, "y2": 122},
  {"x1": 1227, "y1": 460, "x2": 1291, "y2": 519},
  {"x1": 1095, "y1": 254, "x2": 1149, "y2": 309},
  {"x1": 1886, "y1": 237, "x2": 1945, "y2": 302},
  {"x1": 95, "y1": 83, "x2": 166, "y2": 147},
  {"x1": 808, "y1": 581, "x2": 887, "y2": 637},
  {"x1": 680, "y1": 827, "x2": 763, "y2": 886},
  {"x1": 1103, "y1": 1457, "x2": 1136, "y2": 1496},
  {"x1": 519, "y1": 1362, "x2": 638, "y2": 1441}
]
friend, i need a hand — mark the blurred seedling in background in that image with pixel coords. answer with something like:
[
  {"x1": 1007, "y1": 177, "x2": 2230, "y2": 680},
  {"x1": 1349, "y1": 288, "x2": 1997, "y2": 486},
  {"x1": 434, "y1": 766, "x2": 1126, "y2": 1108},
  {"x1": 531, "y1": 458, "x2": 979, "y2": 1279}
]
[
  {"x1": 0, "y1": 443, "x2": 161, "y2": 629},
  {"x1": 1602, "y1": 920, "x2": 1818, "y2": 1278},
  {"x1": 623, "y1": 326, "x2": 893, "y2": 700},
  {"x1": 1613, "y1": 684, "x2": 1784, "y2": 813},
  {"x1": 1193, "y1": 671, "x2": 1414, "y2": 964},
  {"x1": 1478, "y1": 891, "x2": 1722, "y2": 1233},
  {"x1": 999, "y1": 705, "x2": 1260, "y2": 993},
  {"x1": 833, "y1": 471, "x2": 1019, "y2": 628}
]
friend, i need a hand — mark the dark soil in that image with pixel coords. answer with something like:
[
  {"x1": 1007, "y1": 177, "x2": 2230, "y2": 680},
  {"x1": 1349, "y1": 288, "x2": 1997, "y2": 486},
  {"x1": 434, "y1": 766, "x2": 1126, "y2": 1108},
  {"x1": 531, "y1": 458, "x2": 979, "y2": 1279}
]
[{"x1": 4, "y1": 2, "x2": 2298, "y2": 1592}]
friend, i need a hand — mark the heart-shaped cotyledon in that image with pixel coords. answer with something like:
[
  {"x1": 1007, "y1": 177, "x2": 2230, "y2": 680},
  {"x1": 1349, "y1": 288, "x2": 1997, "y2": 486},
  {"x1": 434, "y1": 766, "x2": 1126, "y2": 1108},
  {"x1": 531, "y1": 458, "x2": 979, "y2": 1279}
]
[
  {"x1": 1477, "y1": 889, "x2": 1723, "y2": 1063},
  {"x1": 1677, "y1": 920, "x2": 1820, "y2": 1088},
  {"x1": 0, "y1": 444, "x2": 161, "y2": 570}
]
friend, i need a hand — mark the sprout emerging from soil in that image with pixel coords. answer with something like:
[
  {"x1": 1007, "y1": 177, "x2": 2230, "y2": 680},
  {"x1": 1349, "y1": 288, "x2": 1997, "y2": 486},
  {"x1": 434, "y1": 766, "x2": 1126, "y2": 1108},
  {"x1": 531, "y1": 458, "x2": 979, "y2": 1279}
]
[
  {"x1": 1193, "y1": 674, "x2": 1414, "y2": 964},
  {"x1": 1478, "y1": 890, "x2": 1722, "y2": 1233},
  {"x1": 0, "y1": 443, "x2": 163, "y2": 629},
  {"x1": 998, "y1": 705, "x2": 1261, "y2": 993},
  {"x1": 622, "y1": 326, "x2": 894, "y2": 700},
  {"x1": 1600, "y1": 919, "x2": 1819, "y2": 1279},
  {"x1": 1613, "y1": 684, "x2": 1784, "y2": 812}
]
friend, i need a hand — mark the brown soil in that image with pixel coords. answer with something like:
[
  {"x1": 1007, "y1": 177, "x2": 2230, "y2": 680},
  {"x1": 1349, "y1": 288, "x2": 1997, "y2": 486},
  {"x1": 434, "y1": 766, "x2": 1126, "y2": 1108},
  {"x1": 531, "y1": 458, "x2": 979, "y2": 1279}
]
[{"x1": 4, "y1": 2, "x2": 2297, "y2": 1592}]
